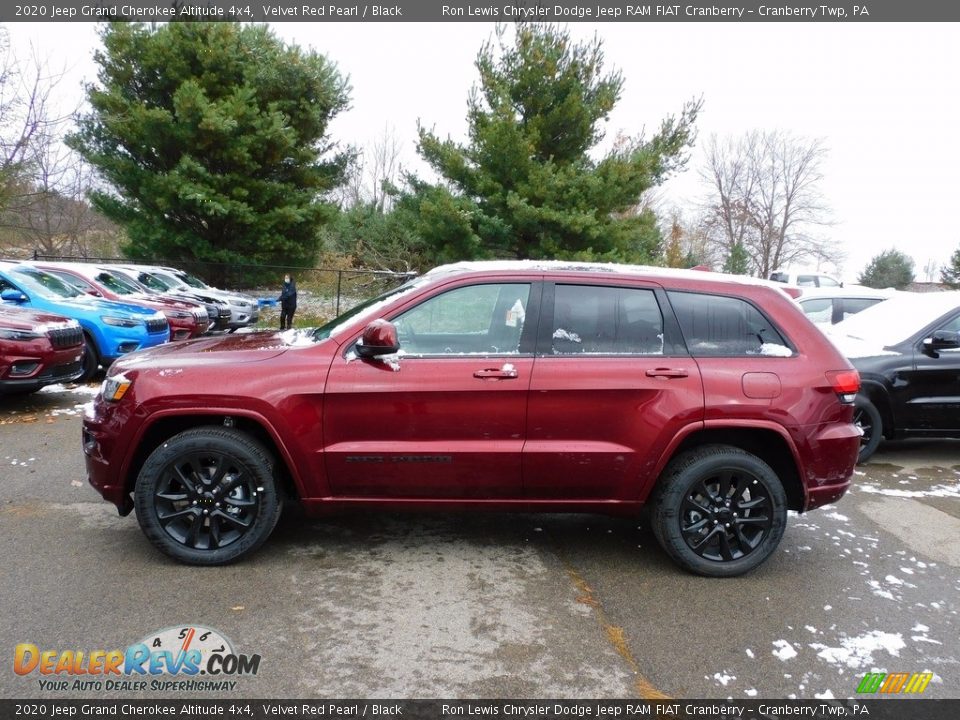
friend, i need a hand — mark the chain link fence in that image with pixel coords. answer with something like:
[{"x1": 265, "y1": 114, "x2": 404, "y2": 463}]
[{"x1": 31, "y1": 253, "x2": 417, "y2": 322}]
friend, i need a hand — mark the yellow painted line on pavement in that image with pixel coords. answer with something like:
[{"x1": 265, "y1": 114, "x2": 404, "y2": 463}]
[{"x1": 565, "y1": 565, "x2": 672, "y2": 700}]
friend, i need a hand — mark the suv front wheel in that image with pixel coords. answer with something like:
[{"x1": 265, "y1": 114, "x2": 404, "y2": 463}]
[
  {"x1": 652, "y1": 445, "x2": 787, "y2": 577},
  {"x1": 134, "y1": 427, "x2": 283, "y2": 565}
]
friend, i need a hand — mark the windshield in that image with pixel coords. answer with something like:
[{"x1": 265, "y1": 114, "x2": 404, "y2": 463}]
[
  {"x1": 12, "y1": 267, "x2": 84, "y2": 299},
  {"x1": 174, "y1": 271, "x2": 209, "y2": 290},
  {"x1": 138, "y1": 271, "x2": 179, "y2": 292},
  {"x1": 312, "y1": 278, "x2": 423, "y2": 341},
  {"x1": 833, "y1": 292, "x2": 960, "y2": 346},
  {"x1": 96, "y1": 271, "x2": 143, "y2": 296}
]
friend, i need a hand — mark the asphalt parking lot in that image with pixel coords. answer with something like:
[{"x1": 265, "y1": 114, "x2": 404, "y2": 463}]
[{"x1": 0, "y1": 383, "x2": 957, "y2": 700}]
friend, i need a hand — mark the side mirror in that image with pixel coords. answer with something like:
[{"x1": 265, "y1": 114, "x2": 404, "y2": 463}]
[
  {"x1": 355, "y1": 319, "x2": 400, "y2": 359},
  {"x1": 86, "y1": 289, "x2": 103, "y2": 298},
  {"x1": 923, "y1": 330, "x2": 960, "y2": 356},
  {"x1": 1, "y1": 288, "x2": 27, "y2": 303}
]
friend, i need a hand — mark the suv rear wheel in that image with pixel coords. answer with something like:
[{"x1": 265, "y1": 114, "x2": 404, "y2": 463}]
[
  {"x1": 652, "y1": 445, "x2": 787, "y2": 577},
  {"x1": 134, "y1": 427, "x2": 282, "y2": 565}
]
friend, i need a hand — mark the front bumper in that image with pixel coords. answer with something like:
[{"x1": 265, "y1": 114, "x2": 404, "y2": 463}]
[{"x1": 82, "y1": 397, "x2": 135, "y2": 515}]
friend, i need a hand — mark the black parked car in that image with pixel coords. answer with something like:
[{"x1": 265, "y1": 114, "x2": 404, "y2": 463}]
[{"x1": 827, "y1": 291, "x2": 960, "y2": 462}]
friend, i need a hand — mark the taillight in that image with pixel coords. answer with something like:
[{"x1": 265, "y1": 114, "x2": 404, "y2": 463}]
[{"x1": 826, "y1": 369, "x2": 860, "y2": 404}]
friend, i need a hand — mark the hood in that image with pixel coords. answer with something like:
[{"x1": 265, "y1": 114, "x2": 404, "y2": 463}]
[
  {"x1": 0, "y1": 305, "x2": 78, "y2": 332},
  {"x1": 826, "y1": 331, "x2": 902, "y2": 359},
  {"x1": 131, "y1": 293, "x2": 202, "y2": 313},
  {"x1": 113, "y1": 329, "x2": 323, "y2": 370},
  {"x1": 44, "y1": 294, "x2": 162, "y2": 319}
]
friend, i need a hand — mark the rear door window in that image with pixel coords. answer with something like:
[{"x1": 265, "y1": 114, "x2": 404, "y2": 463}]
[
  {"x1": 667, "y1": 291, "x2": 792, "y2": 357},
  {"x1": 549, "y1": 284, "x2": 664, "y2": 355}
]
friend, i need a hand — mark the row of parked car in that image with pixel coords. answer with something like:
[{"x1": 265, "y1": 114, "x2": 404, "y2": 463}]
[{"x1": 0, "y1": 260, "x2": 260, "y2": 391}]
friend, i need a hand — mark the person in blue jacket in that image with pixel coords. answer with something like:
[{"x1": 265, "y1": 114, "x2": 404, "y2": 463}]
[{"x1": 278, "y1": 274, "x2": 297, "y2": 330}]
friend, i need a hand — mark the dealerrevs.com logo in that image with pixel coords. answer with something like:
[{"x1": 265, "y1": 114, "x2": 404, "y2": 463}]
[{"x1": 14, "y1": 625, "x2": 260, "y2": 692}]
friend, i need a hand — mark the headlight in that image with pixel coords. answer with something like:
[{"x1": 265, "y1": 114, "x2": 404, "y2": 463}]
[
  {"x1": 0, "y1": 328, "x2": 43, "y2": 341},
  {"x1": 101, "y1": 373, "x2": 132, "y2": 402},
  {"x1": 101, "y1": 315, "x2": 141, "y2": 328}
]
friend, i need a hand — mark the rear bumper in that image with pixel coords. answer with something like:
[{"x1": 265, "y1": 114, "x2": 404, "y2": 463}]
[
  {"x1": 806, "y1": 479, "x2": 852, "y2": 510},
  {"x1": 799, "y1": 421, "x2": 860, "y2": 511}
]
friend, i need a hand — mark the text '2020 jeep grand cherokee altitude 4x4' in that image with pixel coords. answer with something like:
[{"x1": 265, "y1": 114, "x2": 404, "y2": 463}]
[{"x1": 83, "y1": 262, "x2": 862, "y2": 576}]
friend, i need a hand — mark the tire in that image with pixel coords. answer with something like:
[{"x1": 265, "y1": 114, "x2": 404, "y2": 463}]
[
  {"x1": 853, "y1": 396, "x2": 883, "y2": 464},
  {"x1": 134, "y1": 427, "x2": 283, "y2": 565},
  {"x1": 78, "y1": 335, "x2": 100, "y2": 382},
  {"x1": 651, "y1": 445, "x2": 788, "y2": 578}
]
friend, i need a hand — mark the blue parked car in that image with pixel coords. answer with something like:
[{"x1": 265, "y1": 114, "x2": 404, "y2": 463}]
[{"x1": 0, "y1": 262, "x2": 170, "y2": 381}]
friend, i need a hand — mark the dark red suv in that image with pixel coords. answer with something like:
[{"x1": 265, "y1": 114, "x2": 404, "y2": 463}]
[
  {"x1": 83, "y1": 262, "x2": 861, "y2": 576},
  {"x1": 1, "y1": 305, "x2": 85, "y2": 393}
]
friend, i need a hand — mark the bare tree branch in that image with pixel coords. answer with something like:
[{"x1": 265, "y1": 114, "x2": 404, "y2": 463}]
[{"x1": 699, "y1": 130, "x2": 838, "y2": 277}]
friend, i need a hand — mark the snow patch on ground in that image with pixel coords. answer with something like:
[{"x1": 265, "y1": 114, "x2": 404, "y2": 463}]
[
  {"x1": 772, "y1": 640, "x2": 798, "y2": 661},
  {"x1": 38, "y1": 382, "x2": 100, "y2": 395},
  {"x1": 809, "y1": 630, "x2": 905, "y2": 670},
  {"x1": 824, "y1": 511, "x2": 850, "y2": 522},
  {"x1": 859, "y1": 481, "x2": 960, "y2": 499},
  {"x1": 712, "y1": 672, "x2": 736, "y2": 686}
]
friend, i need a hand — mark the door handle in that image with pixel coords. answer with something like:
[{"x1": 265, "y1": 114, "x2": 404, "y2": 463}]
[
  {"x1": 474, "y1": 364, "x2": 519, "y2": 379},
  {"x1": 645, "y1": 368, "x2": 689, "y2": 378}
]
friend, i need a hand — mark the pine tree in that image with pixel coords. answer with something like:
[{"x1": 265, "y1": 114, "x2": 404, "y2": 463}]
[
  {"x1": 397, "y1": 24, "x2": 699, "y2": 265},
  {"x1": 940, "y1": 245, "x2": 960, "y2": 288},
  {"x1": 858, "y1": 249, "x2": 915, "y2": 289},
  {"x1": 69, "y1": 22, "x2": 350, "y2": 271}
]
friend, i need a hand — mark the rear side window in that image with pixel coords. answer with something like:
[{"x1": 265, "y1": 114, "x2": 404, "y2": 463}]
[
  {"x1": 667, "y1": 291, "x2": 792, "y2": 357},
  {"x1": 800, "y1": 298, "x2": 834, "y2": 324},
  {"x1": 769, "y1": 272, "x2": 789, "y2": 283},
  {"x1": 796, "y1": 275, "x2": 818, "y2": 287},
  {"x1": 818, "y1": 276, "x2": 841, "y2": 287},
  {"x1": 840, "y1": 297, "x2": 882, "y2": 320},
  {"x1": 550, "y1": 284, "x2": 664, "y2": 355}
]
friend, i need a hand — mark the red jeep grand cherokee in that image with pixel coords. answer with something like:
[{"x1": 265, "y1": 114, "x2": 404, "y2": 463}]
[{"x1": 83, "y1": 262, "x2": 861, "y2": 576}]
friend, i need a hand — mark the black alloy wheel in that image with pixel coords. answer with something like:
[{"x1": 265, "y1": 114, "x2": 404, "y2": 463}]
[
  {"x1": 652, "y1": 445, "x2": 787, "y2": 577},
  {"x1": 679, "y1": 471, "x2": 774, "y2": 563},
  {"x1": 135, "y1": 427, "x2": 282, "y2": 565}
]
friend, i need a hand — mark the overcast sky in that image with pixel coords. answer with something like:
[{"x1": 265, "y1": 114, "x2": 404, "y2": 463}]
[{"x1": 8, "y1": 21, "x2": 958, "y2": 282}]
